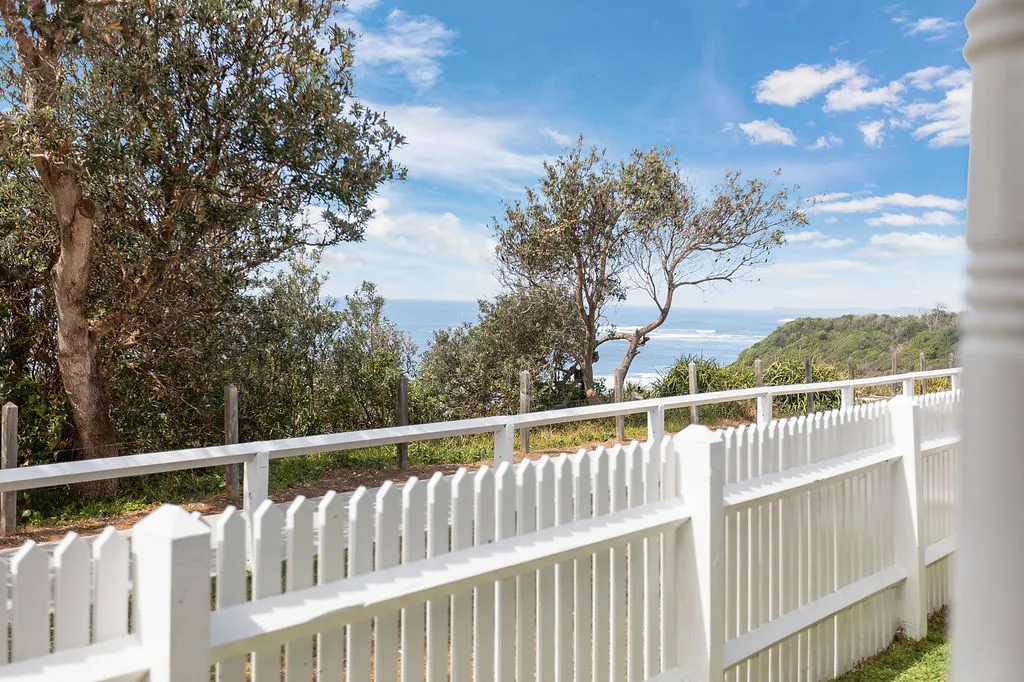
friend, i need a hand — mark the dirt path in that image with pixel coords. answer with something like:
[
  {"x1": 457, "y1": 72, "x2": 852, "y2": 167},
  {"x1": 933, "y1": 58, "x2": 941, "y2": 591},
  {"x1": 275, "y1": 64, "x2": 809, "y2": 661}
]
[{"x1": 0, "y1": 436, "x2": 638, "y2": 550}]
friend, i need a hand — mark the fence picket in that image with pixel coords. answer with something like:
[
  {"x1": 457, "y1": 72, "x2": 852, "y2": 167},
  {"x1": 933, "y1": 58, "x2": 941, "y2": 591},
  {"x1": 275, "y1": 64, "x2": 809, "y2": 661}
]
[
  {"x1": 53, "y1": 533, "x2": 90, "y2": 652},
  {"x1": 285, "y1": 497, "x2": 315, "y2": 681},
  {"x1": 11, "y1": 542, "x2": 48, "y2": 661},
  {"x1": 450, "y1": 469, "x2": 473, "y2": 682},
  {"x1": 515, "y1": 461, "x2": 538, "y2": 682},
  {"x1": 425, "y1": 473, "x2": 451, "y2": 682},
  {"x1": 592, "y1": 446, "x2": 611, "y2": 682},
  {"x1": 494, "y1": 463, "x2": 517, "y2": 682},
  {"x1": 402, "y1": 477, "x2": 427, "y2": 682},
  {"x1": 376, "y1": 482, "x2": 402, "y2": 682},
  {"x1": 214, "y1": 507, "x2": 247, "y2": 682},
  {"x1": 626, "y1": 442, "x2": 644, "y2": 682},
  {"x1": 572, "y1": 450, "x2": 593, "y2": 682},
  {"x1": 473, "y1": 467, "x2": 496, "y2": 681},
  {"x1": 536, "y1": 456, "x2": 556, "y2": 680},
  {"x1": 93, "y1": 526, "x2": 130, "y2": 643},
  {"x1": 347, "y1": 487, "x2": 374, "y2": 681},
  {"x1": 610, "y1": 445, "x2": 629, "y2": 680},
  {"x1": 251, "y1": 500, "x2": 283, "y2": 682},
  {"x1": 316, "y1": 491, "x2": 347, "y2": 681},
  {"x1": 554, "y1": 454, "x2": 575, "y2": 682}
]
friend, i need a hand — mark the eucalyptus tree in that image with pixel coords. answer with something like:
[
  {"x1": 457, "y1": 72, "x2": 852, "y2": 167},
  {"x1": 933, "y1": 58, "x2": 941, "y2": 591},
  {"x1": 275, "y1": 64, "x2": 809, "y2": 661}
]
[
  {"x1": 493, "y1": 139, "x2": 807, "y2": 400},
  {"x1": 0, "y1": 0, "x2": 404, "y2": 475}
]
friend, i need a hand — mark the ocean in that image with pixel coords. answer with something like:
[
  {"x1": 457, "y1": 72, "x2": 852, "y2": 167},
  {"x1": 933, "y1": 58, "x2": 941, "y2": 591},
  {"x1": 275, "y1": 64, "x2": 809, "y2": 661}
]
[{"x1": 383, "y1": 299, "x2": 806, "y2": 387}]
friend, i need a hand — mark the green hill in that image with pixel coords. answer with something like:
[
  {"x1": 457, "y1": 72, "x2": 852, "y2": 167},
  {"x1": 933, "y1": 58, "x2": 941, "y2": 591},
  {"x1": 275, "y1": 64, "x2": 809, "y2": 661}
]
[{"x1": 733, "y1": 307, "x2": 959, "y2": 376}]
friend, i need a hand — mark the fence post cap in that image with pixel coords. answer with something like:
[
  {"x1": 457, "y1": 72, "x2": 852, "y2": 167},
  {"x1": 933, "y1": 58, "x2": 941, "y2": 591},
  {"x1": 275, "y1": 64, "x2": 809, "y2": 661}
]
[
  {"x1": 2, "y1": 402, "x2": 15, "y2": 410},
  {"x1": 678, "y1": 424, "x2": 721, "y2": 442},
  {"x1": 133, "y1": 503, "x2": 209, "y2": 538}
]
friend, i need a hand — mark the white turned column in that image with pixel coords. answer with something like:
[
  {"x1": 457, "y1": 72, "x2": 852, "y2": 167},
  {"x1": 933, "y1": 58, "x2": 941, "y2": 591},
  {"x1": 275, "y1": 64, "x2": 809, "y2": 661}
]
[{"x1": 956, "y1": 3, "x2": 1024, "y2": 679}]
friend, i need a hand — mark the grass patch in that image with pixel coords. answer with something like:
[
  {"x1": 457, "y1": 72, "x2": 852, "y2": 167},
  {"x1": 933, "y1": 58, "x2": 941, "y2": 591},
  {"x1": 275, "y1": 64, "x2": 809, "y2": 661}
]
[{"x1": 835, "y1": 609, "x2": 949, "y2": 681}]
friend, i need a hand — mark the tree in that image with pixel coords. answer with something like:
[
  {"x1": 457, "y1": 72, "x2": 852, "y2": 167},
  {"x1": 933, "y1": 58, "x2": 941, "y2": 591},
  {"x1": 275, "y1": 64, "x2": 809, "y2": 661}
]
[
  {"x1": 493, "y1": 139, "x2": 808, "y2": 401},
  {"x1": 0, "y1": 0, "x2": 404, "y2": 473},
  {"x1": 418, "y1": 287, "x2": 588, "y2": 421}
]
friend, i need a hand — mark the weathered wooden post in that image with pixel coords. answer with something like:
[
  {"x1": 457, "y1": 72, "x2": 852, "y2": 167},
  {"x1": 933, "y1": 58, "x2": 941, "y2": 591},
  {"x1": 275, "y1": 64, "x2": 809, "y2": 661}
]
[
  {"x1": 688, "y1": 361, "x2": 699, "y2": 425},
  {"x1": 955, "y1": 4, "x2": 1024, "y2": 677},
  {"x1": 754, "y1": 359, "x2": 762, "y2": 387},
  {"x1": 519, "y1": 370, "x2": 531, "y2": 453},
  {"x1": 804, "y1": 356, "x2": 815, "y2": 414},
  {"x1": 397, "y1": 374, "x2": 409, "y2": 469},
  {"x1": 891, "y1": 352, "x2": 899, "y2": 396},
  {"x1": 919, "y1": 352, "x2": 927, "y2": 395},
  {"x1": 224, "y1": 385, "x2": 239, "y2": 498},
  {"x1": 1, "y1": 403, "x2": 17, "y2": 536},
  {"x1": 614, "y1": 367, "x2": 626, "y2": 441}
]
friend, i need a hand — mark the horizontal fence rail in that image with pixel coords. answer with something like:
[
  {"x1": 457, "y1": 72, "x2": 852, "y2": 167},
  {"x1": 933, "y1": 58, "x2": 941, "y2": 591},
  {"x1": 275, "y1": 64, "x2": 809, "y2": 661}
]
[{"x1": 0, "y1": 388, "x2": 960, "y2": 682}]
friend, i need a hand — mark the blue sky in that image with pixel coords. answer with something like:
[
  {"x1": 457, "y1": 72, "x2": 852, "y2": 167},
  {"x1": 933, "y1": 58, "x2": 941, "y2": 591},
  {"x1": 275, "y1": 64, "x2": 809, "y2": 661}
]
[{"x1": 320, "y1": 0, "x2": 972, "y2": 312}]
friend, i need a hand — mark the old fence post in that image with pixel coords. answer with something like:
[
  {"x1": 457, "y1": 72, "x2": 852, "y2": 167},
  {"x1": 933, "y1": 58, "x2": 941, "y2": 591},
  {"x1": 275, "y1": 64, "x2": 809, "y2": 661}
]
[
  {"x1": 805, "y1": 356, "x2": 815, "y2": 414},
  {"x1": 688, "y1": 361, "x2": 700, "y2": 425},
  {"x1": 891, "y1": 352, "x2": 899, "y2": 396},
  {"x1": 848, "y1": 356, "x2": 855, "y2": 381},
  {"x1": 676, "y1": 426, "x2": 725, "y2": 682},
  {"x1": 614, "y1": 367, "x2": 626, "y2": 441},
  {"x1": 132, "y1": 505, "x2": 212, "y2": 682},
  {"x1": 919, "y1": 353, "x2": 927, "y2": 395},
  {"x1": 519, "y1": 370, "x2": 531, "y2": 453},
  {"x1": 397, "y1": 374, "x2": 409, "y2": 469},
  {"x1": 224, "y1": 385, "x2": 239, "y2": 498},
  {"x1": 890, "y1": 396, "x2": 927, "y2": 638},
  {"x1": 754, "y1": 359, "x2": 762, "y2": 387},
  {"x1": 1, "y1": 403, "x2": 17, "y2": 536}
]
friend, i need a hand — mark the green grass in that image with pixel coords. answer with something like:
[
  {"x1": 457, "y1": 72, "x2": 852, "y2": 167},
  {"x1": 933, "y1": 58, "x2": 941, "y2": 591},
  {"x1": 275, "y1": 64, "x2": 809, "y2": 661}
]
[{"x1": 835, "y1": 610, "x2": 949, "y2": 681}]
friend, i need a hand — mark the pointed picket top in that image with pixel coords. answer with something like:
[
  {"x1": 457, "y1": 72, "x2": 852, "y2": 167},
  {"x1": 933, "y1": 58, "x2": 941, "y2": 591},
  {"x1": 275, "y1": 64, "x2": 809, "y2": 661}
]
[
  {"x1": 11, "y1": 540, "x2": 50, "y2": 662},
  {"x1": 134, "y1": 503, "x2": 210, "y2": 539},
  {"x1": 53, "y1": 532, "x2": 90, "y2": 652},
  {"x1": 677, "y1": 423, "x2": 721, "y2": 443}
]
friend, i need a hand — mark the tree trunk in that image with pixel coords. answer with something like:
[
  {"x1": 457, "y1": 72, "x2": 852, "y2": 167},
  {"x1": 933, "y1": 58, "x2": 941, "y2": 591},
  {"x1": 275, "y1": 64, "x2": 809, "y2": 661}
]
[{"x1": 50, "y1": 176, "x2": 119, "y2": 496}]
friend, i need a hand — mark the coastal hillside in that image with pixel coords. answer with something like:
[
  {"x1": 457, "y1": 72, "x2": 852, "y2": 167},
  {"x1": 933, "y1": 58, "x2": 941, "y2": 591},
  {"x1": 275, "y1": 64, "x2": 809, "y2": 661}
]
[{"x1": 733, "y1": 307, "x2": 959, "y2": 376}]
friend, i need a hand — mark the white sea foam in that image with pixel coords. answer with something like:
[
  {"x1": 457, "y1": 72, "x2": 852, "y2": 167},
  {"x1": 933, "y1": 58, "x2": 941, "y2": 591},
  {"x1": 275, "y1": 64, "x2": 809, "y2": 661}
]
[
  {"x1": 778, "y1": 318, "x2": 796, "y2": 323},
  {"x1": 595, "y1": 372, "x2": 663, "y2": 388},
  {"x1": 606, "y1": 326, "x2": 761, "y2": 343}
]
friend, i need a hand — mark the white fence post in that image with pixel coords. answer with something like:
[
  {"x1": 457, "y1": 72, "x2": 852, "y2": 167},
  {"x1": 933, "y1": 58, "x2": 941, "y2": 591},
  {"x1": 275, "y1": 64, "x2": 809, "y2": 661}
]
[
  {"x1": 840, "y1": 384, "x2": 855, "y2": 410},
  {"x1": 132, "y1": 505, "x2": 212, "y2": 682},
  {"x1": 756, "y1": 393, "x2": 772, "y2": 426},
  {"x1": 243, "y1": 451, "x2": 270, "y2": 520},
  {"x1": 902, "y1": 379, "x2": 915, "y2": 397},
  {"x1": 675, "y1": 425, "x2": 725, "y2": 682},
  {"x1": 951, "y1": 372, "x2": 962, "y2": 393},
  {"x1": 494, "y1": 423, "x2": 514, "y2": 466},
  {"x1": 647, "y1": 405, "x2": 665, "y2": 449},
  {"x1": 890, "y1": 396, "x2": 927, "y2": 639}
]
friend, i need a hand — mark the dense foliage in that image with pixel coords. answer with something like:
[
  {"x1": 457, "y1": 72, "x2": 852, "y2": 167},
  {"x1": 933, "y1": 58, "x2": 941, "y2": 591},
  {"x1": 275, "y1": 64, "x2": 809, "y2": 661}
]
[
  {"x1": 0, "y1": 0, "x2": 404, "y2": 477},
  {"x1": 734, "y1": 307, "x2": 959, "y2": 375}
]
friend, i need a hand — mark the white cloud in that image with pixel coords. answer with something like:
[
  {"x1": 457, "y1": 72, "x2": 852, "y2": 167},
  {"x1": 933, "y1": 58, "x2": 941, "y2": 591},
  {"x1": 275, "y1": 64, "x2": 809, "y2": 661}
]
[
  {"x1": 824, "y1": 76, "x2": 904, "y2": 112},
  {"x1": 785, "y1": 230, "x2": 854, "y2": 249},
  {"x1": 903, "y1": 66, "x2": 951, "y2": 90},
  {"x1": 813, "y1": 238, "x2": 855, "y2": 249},
  {"x1": 771, "y1": 259, "x2": 879, "y2": 278},
  {"x1": 379, "y1": 103, "x2": 549, "y2": 189},
  {"x1": 754, "y1": 61, "x2": 858, "y2": 106},
  {"x1": 866, "y1": 211, "x2": 959, "y2": 227},
  {"x1": 825, "y1": 217, "x2": 839, "y2": 224},
  {"x1": 895, "y1": 16, "x2": 959, "y2": 38},
  {"x1": 348, "y1": 10, "x2": 455, "y2": 88},
  {"x1": 813, "y1": 192, "x2": 966, "y2": 214},
  {"x1": 786, "y1": 230, "x2": 825, "y2": 243},
  {"x1": 902, "y1": 76, "x2": 971, "y2": 148},
  {"x1": 736, "y1": 118, "x2": 797, "y2": 146},
  {"x1": 808, "y1": 133, "x2": 844, "y2": 150},
  {"x1": 359, "y1": 197, "x2": 497, "y2": 266},
  {"x1": 869, "y1": 232, "x2": 966, "y2": 256},
  {"x1": 344, "y1": 0, "x2": 380, "y2": 12},
  {"x1": 542, "y1": 127, "x2": 574, "y2": 146},
  {"x1": 858, "y1": 120, "x2": 886, "y2": 148}
]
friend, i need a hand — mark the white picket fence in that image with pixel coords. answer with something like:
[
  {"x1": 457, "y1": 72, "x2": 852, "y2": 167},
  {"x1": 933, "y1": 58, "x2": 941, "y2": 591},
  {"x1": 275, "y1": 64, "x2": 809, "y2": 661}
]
[{"x1": 0, "y1": 388, "x2": 959, "y2": 682}]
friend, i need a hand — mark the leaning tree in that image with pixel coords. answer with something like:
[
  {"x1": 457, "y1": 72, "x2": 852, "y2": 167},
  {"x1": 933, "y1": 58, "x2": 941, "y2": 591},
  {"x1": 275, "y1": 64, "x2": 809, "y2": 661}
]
[
  {"x1": 493, "y1": 138, "x2": 808, "y2": 401},
  {"x1": 0, "y1": 0, "x2": 404, "y2": 478}
]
